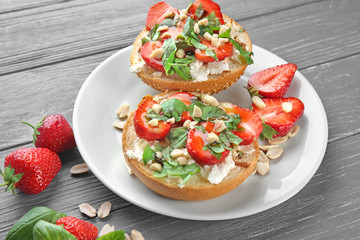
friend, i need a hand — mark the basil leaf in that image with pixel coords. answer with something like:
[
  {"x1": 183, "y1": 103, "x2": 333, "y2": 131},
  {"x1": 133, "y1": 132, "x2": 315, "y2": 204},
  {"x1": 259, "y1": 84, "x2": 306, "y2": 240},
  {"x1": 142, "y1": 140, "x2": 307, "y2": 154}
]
[
  {"x1": 205, "y1": 48, "x2": 218, "y2": 61},
  {"x1": 172, "y1": 65, "x2": 193, "y2": 80},
  {"x1": 97, "y1": 231, "x2": 126, "y2": 240},
  {"x1": 203, "y1": 145, "x2": 222, "y2": 160},
  {"x1": 190, "y1": 102, "x2": 226, "y2": 121},
  {"x1": 206, "y1": 12, "x2": 220, "y2": 29},
  {"x1": 142, "y1": 144, "x2": 155, "y2": 165},
  {"x1": 182, "y1": 17, "x2": 194, "y2": 37},
  {"x1": 195, "y1": 3, "x2": 204, "y2": 18},
  {"x1": 224, "y1": 114, "x2": 241, "y2": 131},
  {"x1": 219, "y1": 129, "x2": 243, "y2": 145},
  {"x1": 160, "y1": 19, "x2": 177, "y2": 27},
  {"x1": 146, "y1": 109, "x2": 169, "y2": 121},
  {"x1": 149, "y1": 24, "x2": 160, "y2": 41},
  {"x1": 33, "y1": 220, "x2": 77, "y2": 240},
  {"x1": 162, "y1": 38, "x2": 177, "y2": 75},
  {"x1": 167, "y1": 128, "x2": 188, "y2": 149},
  {"x1": 190, "y1": 38, "x2": 207, "y2": 50},
  {"x1": 160, "y1": 98, "x2": 188, "y2": 122},
  {"x1": 218, "y1": 28, "x2": 231, "y2": 38},
  {"x1": 259, "y1": 122, "x2": 278, "y2": 140},
  {"x1": 229, "y1": 38, "x2": 253, "y2": 65},
  {"x1": 6, "y1": 207, "x2": 67, "y2": 240}
]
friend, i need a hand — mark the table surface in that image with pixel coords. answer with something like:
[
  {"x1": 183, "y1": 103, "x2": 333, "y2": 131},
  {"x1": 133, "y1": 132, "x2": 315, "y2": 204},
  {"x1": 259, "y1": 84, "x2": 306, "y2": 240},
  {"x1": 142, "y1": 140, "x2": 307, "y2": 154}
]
[{"x1": 1, "y1": 0, "x2": 359, "y2": 239}]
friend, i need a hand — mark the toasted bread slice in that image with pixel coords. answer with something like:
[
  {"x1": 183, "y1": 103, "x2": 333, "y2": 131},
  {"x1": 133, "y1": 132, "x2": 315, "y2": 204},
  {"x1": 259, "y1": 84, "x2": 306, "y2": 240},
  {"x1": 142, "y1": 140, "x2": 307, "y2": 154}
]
[
  {"x1": 122, "y1": 92, "x2": 259, "y2": 201},
  {"x1": 130, "y1": 15, "x2": 252, "y2": 94}
]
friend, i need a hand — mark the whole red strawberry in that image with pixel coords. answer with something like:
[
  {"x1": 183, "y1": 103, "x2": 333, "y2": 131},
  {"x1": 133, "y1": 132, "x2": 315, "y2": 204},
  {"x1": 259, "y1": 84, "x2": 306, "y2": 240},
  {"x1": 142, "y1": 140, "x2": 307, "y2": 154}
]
[
  {"x1": 56, "y1": 216, "x2": 98, "y2": 240},
  {"x1": 22, "y1": 114, "x2": 76, "y2": 154},
  {"x1": 1, "y1": 148, "x2": 61, "y2": 194}
]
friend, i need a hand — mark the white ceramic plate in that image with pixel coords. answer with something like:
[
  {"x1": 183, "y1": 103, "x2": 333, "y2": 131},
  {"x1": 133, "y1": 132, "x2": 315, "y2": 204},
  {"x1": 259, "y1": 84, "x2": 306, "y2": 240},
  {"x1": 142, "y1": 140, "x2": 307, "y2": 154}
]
[{"x1": 73, "y1": 45, "x2": 328, "y2": 220}]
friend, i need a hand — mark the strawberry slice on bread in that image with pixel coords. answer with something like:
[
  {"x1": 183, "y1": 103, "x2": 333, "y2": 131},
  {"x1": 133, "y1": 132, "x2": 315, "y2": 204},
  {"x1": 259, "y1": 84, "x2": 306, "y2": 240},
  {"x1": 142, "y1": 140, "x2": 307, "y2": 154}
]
[
  {"x1": 253, "y1": 97, "x2": 304, "y2": 137},
  {"x1": 247, "y1": 63, "x2": 297, "y2": 98},
  {"x1": 145, "y1": 1, "x2": 179, "y2": 30}
]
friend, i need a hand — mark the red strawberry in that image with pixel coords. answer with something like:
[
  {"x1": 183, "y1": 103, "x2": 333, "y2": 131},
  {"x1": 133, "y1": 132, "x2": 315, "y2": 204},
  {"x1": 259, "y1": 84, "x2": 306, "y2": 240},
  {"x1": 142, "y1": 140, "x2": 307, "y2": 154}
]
[
  {"x1": 252, "y1": 97, "x2": 304, "y2": 137},
  {"x1": 145, "y1": 2, "x2": 179, "y2": 30},
  {"x1": 56, "y1": 216, "x2": 98, "y2": 240},
  {"x1": 195, "y1": 39, "x2": 233, "y2": 63},
  {"x1": 22, "y1": 114, "x2": 76, "y2": 154},
  {"x1": 188, "y1": 0, "x2": 224, "y2": 24},
  {"x1": 168, "y1": 92, "x2": 197, "y2": 124},
  {"x1": 221, "y1": 103, "x2": 263, "y2": 145},
  {"x1": 247, "y1": 63, "x2": 297, "y2": 98},
  {"x1": 187, "y1": 122, "x2": 229, "y2": 165},
  {"x1": 140, "y1": 41, "x2": 165, "y2": 72},
  {"x1": 1, "y1": 148, "x2": 61, "y2": 195},
  {"x1": 133, "y1": 98, "x2": 171, "y2": 141}
]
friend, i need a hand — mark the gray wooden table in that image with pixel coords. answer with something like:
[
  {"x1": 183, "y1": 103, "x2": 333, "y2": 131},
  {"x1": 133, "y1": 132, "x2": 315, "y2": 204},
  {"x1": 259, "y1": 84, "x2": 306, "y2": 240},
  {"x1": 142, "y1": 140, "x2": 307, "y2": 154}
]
[{"x1": 1, "y1": 0, "x2": 359, "y2": 239}]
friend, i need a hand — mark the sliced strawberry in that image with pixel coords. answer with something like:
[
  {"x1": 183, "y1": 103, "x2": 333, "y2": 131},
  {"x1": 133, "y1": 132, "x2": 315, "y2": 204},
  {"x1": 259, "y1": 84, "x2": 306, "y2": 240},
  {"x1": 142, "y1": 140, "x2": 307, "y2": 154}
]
[
  {"x1": 188, "y1": 0, "x2": 224, "y2": 24},
  {"x1": 187, "y1": 122, "x2": 229, "y2": 165},
  {"x1": 221, "y1": 103, "x2": 263, "y2": 145},
  {"x1": 168, "y1": 92, "x2": 197, "y2": 123},
  {"x1": 195, "y1": 39, "x2": 233, "y2": 63},
  {"x1": 160, "y1": 20, "x2": 185, "y2": 40},
  {"x1": 252, "y1": 97, "x2": 304, "y2": 137},
  {"x1": 133, "y1": 99, "x2": 171, "y2": 141},
  {"x1": 146, "y1": 2, "x2": 179, "y2": 30},
  {"x1": 248, "y1": 63, "x2": 297, "y2": 98},
  {"x1": 140, "y1": 41, "x2": 165, "y2": 72}
]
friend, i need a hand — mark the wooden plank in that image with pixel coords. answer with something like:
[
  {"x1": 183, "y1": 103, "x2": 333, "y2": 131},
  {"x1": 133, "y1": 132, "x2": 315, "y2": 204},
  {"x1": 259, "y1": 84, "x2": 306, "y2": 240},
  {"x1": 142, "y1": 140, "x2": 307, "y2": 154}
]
[
  {"x1": 1, "y1": 133, "x2": 359, "y2": 239},
  {"x1": 1, "y1": 51, "x2": 358, "y2": 149},
  {"x1": 0, "y1": 0, "x2": 340, "y2": 75}
]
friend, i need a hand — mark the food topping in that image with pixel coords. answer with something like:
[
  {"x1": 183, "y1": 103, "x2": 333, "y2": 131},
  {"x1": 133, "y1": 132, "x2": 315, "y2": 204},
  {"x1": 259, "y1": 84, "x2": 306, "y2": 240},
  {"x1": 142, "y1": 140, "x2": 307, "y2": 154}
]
[
  {"x1": 130, "y1": 92, "x2": 265, "y2": 186},
  {"x1": 138, "y1": 0, "x2": 253, "y2": 80}
]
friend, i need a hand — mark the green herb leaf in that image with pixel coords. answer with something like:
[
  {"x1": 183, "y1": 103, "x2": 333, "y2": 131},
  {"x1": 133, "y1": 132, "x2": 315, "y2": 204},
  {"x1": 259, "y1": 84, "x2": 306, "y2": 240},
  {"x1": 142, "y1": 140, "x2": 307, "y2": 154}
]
[
  {"x1": 206, "y1": 12, "x2": 220, "y2": 30},
  {"x1": 219, "y1": 129, "x2": 243, "y2": 145},
  {"x1": 142, "y1": 144, "x2": 155, "y2": 165},
  {"x1": 162, "y1": 38, "x2": 177, "y2": 75},
  {"x1": 229, "y1": 38, "x2": 253, "y2": 65},
  {"x1": 195, "y1": 3, "x2": 204, "y2": 18},
  {"x1": 190, "y1": 38, "x2": 207, "y2": 50},
  {"x1": 97, "y1": 231, "x2": 126, "y2": 240},
  {"x1": 223, "y1": 114, "x2": 242, "y2": 131},
  {"x1": 182, "y1": 17, "x2": 194, "y2": 37},
  {"x1": 205, "y1": 48, "x2": 218, "y2": 61},
  {"x1": 259, "y1": 122, "x2": 278, "y2": 140},
  {"x1": 218, "y1": 28, "x2": 231, "y2": 38},
  {"x1": 167, "y1": 128, "x2": 188, "y2": 149},
  {"x1": 203, "y1": 145, "x2": 223, "y2": 160},
  {"x1": 189, "y1": 102, "x2": 227, "y2": 121},
  {"x1": 6, "y1": 207, "x2": 67, "y2": 240},
  {"x1": 160, "y1": 98, "x2": 188, "y2": 122},
  {"x1": 33, "y1": 220, "x2": 77, "y2": 240},
  {"x1": 149, "y1": 24, "x2": 160, "y2": 41},
  {"x1": 160, "y1": 19, "x2": 178, "y2": 27}
]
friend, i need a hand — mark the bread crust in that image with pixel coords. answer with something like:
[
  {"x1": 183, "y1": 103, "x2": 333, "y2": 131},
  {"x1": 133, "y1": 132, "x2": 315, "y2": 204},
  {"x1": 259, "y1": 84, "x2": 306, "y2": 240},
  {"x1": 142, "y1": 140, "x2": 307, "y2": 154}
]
[
  {"x1": 130, "y1": 15, "x2": 252, "y2": 94},
  {"x1": 122, "y1": 92, "x2": 259, "y2": 201}
]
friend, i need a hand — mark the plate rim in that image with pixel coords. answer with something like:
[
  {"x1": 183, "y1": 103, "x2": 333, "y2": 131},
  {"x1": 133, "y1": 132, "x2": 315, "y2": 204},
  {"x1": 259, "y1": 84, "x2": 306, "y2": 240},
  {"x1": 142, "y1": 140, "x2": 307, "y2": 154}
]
[{"x1": 73, "y1": 44, "x2": 328, "y2": 220}]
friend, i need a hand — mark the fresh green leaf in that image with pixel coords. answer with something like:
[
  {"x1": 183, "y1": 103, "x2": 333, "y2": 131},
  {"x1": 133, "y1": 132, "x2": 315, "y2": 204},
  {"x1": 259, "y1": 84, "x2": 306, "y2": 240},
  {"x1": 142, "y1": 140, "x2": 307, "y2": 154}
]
[
  {"x1": 218, "y1": 28, "x2": 231, "y2": 38},
  {"x1": 195, "y1": 3, "x2": 204, "y2": 18},
  {"x1": 97, "y1": 231, "x2": 126, "y2": 240},
  {"x1": 6, "y1": 207, "x2": 67, "y2": 240},
  {"x1": 229, "y1": 38, "x2": 253, "y2": 65},
  {"x1": 206, "y1": 12, "x2": 220, "y2": 29},
  {"x1": 259, "y1": 122, "x2": 278, "y2": 140},
  {"x1": 189, "y1": 102, "x2": 226, "y2": 121},
  {"x1": 160, "y1": 98, "x2": 188, "y2": 122},
  {"x1": 167, "y1": 128, "x2": 188, "y2": 149},
  {"x1": 149, "y1": 24, "x2": 160, "y2": 41},
  {"x1": 145, "y1": 108, "x2": 169, "y2": 121},
  {"x1": 223, "y1": 114, "x2": 242, "y2": 131},
  {"x1": 172, "y1": 65, "x2": 193, "y2": 80},
  {"x1": 160, "y1": 19, "x2": 178, "y2": 27},
  {"x1": 203, "y1": 145, "x2": 222, "y2": 160},
  {"x1": 182, "y1": 17, "x2": 194, "y2": 37},
  {"x1": 219, "y1": 129, "x2": 243, "y2": 145},
  {"x1": 162, "y1": 38, "x2": 177, "y2": 75},
  {"x1": 142, "y1": 144, "x2": 155, "y2": 165},
  {"x1": 205, "y1": 48, "x2": 218, "y2": 61},
  {"x1": 33, "y1": 220, "x2": 77, "y2": 240},
  {"x1": 190, "y1": 38, "x2": 207, "y2": 50}
]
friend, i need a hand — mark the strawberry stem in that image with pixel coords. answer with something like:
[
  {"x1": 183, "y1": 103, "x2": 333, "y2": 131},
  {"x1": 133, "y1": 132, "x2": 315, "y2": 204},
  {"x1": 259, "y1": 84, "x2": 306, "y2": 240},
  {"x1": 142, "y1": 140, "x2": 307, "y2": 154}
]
[
  {"x1": 21, "y1": 117, "x2": 45, "y2": 146},
  {"x1": 0, "y1": 165, "x2": 24, "y2": 195}
]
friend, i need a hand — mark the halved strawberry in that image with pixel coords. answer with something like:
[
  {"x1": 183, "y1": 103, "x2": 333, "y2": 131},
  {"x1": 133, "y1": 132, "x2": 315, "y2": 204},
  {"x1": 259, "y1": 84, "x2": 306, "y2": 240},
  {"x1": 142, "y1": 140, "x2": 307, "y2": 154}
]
[
  {"x1": 145, "y1": 2, "x2": 179, "y2": 30},
  {"x1": 168, "y1": 92, "x2": 197, "y2": 123},
  {"x1": 195, "y1": 39, "x2": 233, "y2": 62},
  {"x1": 188, "y1": 0, "x2": 224, "y2": 24},
  {"x1": 252, "y1": 97, "x2": 304, "y2": 137},
  {"x1": 133, "y1": 99, "x2": 171, "y2": 141},
  {"x1": 221, "y1": 103, "x2": 263, "y2": 145},
  {"x1": 186, "y1": 122, "x2": 229, "y2": 165},
  {"x1": 140, "y1": 41, "x2": 165, "y2": 72},
  {"x1": 247, "y1": 63, "x2": 297, "y2": 98}
]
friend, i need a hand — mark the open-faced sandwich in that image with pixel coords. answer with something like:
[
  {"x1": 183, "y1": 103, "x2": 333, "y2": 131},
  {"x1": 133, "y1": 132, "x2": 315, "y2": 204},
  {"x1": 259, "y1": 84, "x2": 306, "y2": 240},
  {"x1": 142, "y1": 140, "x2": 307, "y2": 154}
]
[
  {"x1": 130, "y1": 0, "x2": 253, "y2": 94},
  {"x1": 122, "y1": 92, "x2": 262, "y2": 200}
]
